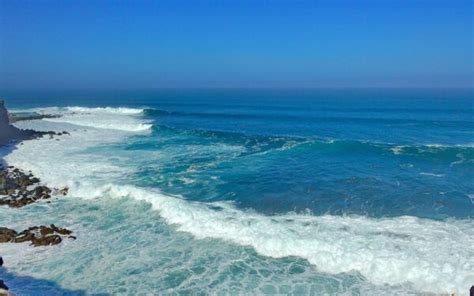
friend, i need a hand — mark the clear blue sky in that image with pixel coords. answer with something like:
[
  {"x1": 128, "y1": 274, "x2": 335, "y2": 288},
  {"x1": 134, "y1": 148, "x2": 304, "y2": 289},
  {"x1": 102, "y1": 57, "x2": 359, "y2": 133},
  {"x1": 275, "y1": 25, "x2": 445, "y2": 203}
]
[{"x1": 0, "y1": 0, "x2": 472, "y2": 90}]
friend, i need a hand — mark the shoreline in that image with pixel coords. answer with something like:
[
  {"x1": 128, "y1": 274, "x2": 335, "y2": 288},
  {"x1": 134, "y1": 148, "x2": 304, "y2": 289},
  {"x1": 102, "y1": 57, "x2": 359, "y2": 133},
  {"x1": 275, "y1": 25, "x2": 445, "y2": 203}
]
[{"x1": 0, "y1": 100, "x2": 75, "y2": 295}]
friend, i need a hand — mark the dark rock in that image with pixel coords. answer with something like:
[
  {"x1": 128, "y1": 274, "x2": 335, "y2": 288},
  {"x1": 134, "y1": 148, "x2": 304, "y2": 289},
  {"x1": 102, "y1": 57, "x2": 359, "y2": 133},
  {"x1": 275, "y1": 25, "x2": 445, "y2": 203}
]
[
  {"x1": 31, "y1": 234, "x2": 62, "y2": 246},
  {"x1": 40, "y1": 226, "x2": 54, "y2": 236},
  {"x1": 9, "y1": 112, "x2": 61, "y2": 123},
  {"x1": 13, "y1": 231, "x2": 34, "y2": 243},
  {"x1": 9, "y1": 197, "x2": 31, "y2": 208},
  {"x1": 58, "y1": 187, "x2": 69, "y2": 196},
  {"x1": 0, "y1": 166, "x2": 60, "y2": 208},
  {"x1": 50, "y1": 224, "x2": 72, "y2": 235},
  {"x1": 0, "y1": 227, "x2": 17, "y2": 243},
  {"x1": 0, "y1": 280, "x2": 8, "y2": 290},
  {"x1": 470, "y1": 285, "x2": 474, "y2": 296},
  {"x1": 0, "y1": 256, "x2": 3, "y2": 266},
  {"x1": 0, "y1": 225, "x2": 74, "y2": 247},
  {"x1": 34, "y1": 186, "x2": 51, "y2": 199}
]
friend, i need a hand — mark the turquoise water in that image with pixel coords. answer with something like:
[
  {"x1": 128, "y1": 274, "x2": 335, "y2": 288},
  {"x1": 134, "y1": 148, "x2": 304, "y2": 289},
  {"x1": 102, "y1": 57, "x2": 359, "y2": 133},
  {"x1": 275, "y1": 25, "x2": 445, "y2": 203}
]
[{"x1": 1, "y1": 89, "x2": 473, "y2": 295}]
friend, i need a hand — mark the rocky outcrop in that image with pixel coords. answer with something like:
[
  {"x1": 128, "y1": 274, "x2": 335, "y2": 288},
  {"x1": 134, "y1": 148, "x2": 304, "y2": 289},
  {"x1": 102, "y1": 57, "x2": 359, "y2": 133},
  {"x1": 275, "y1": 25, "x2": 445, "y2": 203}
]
[
  {"x1": 9, "y1": 112, "x2": 60, "y2": 123},
  {"x1": 0, "y1": 100, "x2": 22, "y2": 146},
  {"x1": 0, "y1": 166, "x2": 68, "y2": 208},
  {"x1": 0, "y1": 99, "x2": 67, "y2": 147},
  {"x1": 0, "y1": 225, "x2": 75, "y2": 247}
]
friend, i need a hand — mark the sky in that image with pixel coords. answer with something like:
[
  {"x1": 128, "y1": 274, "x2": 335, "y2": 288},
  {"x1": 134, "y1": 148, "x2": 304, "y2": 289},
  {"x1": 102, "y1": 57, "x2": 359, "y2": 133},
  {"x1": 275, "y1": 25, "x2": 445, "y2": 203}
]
[{"x1": 0, "y1": 0, "x2": 472, "y2": 90}]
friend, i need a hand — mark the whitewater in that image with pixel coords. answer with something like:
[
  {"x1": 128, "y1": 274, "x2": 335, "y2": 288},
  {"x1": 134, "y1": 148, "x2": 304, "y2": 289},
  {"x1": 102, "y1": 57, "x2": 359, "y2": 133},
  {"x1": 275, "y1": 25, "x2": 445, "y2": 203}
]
[{"x1": 1, "y1": 106, "x2": 473, "y2": 295}]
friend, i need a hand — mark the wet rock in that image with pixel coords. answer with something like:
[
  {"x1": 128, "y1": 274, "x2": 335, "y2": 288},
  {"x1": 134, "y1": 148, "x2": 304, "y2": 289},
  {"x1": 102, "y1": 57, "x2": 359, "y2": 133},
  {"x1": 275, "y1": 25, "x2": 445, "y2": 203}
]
[
  {"x1": 32, "y1": 234, "x2": 62, "y2": 246},
  {"x1": 14, "y1": 233, "x2": 34, "y2": 243},
  {"x1": 58, "y1": 187, "x2": 69, "y2": 196},
  {"x1": 33, "y1": 186, "x2": 51, "y2": 199},
  {"x1": 50, "y1": 224, "x2": 72, "y2": 235},
  {"x1": 9, "y1": 112, "x2": 60, "y2": 123},
  {"x1": 0, "y1": 166, "x2": 64, "y2": 208},
  {"x1": 0, "y1": 225, "x2": 75, "y2": 247},
  {"x1": 0, "y1": 228, "x2": 17, "y2": 243},
  {"x1": 0, "y1": 280, "x2": 8, "y2": 290},
  {"x1": 40, "y1": 226, "x2": 54, "y2": 236}
]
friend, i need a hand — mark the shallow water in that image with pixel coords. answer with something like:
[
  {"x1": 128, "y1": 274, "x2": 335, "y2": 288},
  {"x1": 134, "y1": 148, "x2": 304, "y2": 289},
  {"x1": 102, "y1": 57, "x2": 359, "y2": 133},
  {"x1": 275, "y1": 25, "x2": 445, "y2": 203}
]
[{"x1": 1, "y1": 89, "x2": 473, "y2": 295}]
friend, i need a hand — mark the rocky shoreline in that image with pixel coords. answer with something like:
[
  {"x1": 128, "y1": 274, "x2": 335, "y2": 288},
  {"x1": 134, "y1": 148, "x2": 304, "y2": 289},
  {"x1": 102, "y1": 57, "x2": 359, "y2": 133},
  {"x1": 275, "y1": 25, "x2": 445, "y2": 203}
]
[
  {"x1": 0, "y1": 225, "x2": 76, "y2": 247},
  {"x1": 0, "y1": 165, "x2": 68, "y2": 208},
  {"x1": 0, "y1": 99, "x2": 74, "y2": 295}
]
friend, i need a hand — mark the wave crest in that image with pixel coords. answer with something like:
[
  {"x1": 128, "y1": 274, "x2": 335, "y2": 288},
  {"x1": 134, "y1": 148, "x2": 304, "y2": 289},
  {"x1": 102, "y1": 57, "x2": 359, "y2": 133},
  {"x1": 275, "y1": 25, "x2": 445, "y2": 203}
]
[
  {"x1": 70, "y1": 183, "x2": 474, "y2": 294},
  {"x1": 66, "y1": 106, "x2": 145, "y2": 115},
  {"x1": 7, "y1": 105, "x2": 474, "y2": 294},
  {"x1": 29, "y1": 106, "x2": 153, "y2": 132}
]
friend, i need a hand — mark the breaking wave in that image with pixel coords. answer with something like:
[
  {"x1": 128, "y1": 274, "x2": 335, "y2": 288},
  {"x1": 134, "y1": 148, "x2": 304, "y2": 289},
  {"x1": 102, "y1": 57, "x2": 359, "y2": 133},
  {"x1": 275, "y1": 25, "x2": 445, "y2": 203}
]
[{"x1": 5, "y1": 105, "x2": 474, "y2": 294}]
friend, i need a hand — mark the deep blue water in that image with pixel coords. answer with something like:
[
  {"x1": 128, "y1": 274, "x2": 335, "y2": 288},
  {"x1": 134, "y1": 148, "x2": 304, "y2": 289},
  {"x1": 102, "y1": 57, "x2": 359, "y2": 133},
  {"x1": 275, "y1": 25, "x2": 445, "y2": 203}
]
[{"x1": 7, "y1": 88, "x2": 473, "y2": 219}]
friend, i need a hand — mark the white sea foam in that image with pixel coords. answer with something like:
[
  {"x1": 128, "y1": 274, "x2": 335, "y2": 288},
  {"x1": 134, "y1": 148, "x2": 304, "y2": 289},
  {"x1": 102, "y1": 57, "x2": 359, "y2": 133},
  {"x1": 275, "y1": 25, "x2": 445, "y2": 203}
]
[
  {"x1": 390, "y1": 145, "x2": 405, "y2": 155},
  {"x1": 419, "y1": 172, "x2": 445, "y2": 177},
  {"x1": 9, "y1": 109, "x2": 140, "y2": 187},
  {"x1": 13, "y1": 106, "x2": 152, "y2": 132},
  {"x1": 66, "y1": 183, "x2": 471, "y2": 294},
  {"x1": 65, "y1": 106, "x2": 145, "y2": 114},
  {"x1": 48, "y1": 106, "x2": 151, "y2": 132},
  {"x1": 5, "y1": 107, "x2": 474, "y2": 294},
  {"x1": 468, "y1": 194, "x2": 474, "y2": 204},
  {"x1": 425, "y1": 143, "x2": 474, "y2": 148},
  {"x1": 44, "y1": 116, "x2": 152, "y2": 132}
]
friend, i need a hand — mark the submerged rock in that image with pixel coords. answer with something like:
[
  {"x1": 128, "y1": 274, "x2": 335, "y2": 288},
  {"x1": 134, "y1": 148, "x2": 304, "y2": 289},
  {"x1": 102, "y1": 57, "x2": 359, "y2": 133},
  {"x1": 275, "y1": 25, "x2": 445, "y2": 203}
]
[{"x1": 0, "y1": 225, "x2": 75, "y2": 247}]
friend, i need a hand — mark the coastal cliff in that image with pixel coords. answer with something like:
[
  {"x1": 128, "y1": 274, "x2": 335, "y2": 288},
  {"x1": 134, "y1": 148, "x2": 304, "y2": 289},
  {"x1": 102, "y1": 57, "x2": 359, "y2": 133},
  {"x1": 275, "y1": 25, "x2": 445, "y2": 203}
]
[
  {"x1": 0, "y1": 100, "x2": 22, "y2": 147},
  {"x1": 0, "y1": 99, "x2": 62, "y2": 148}
]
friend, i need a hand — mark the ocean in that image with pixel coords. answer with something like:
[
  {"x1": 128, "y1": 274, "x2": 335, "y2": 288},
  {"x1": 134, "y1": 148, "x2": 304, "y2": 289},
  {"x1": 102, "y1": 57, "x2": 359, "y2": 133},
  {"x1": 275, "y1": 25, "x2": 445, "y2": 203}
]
[{"x1": 0, "y1": 88, "x2": 473, "y2": 295}]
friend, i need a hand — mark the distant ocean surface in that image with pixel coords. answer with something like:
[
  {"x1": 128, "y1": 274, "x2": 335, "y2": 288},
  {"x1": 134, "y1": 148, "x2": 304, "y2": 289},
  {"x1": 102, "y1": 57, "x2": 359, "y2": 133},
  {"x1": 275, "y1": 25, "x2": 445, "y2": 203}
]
[{"x1": 1, "y1": 89, "x2": 473, "y2": 295}]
